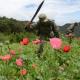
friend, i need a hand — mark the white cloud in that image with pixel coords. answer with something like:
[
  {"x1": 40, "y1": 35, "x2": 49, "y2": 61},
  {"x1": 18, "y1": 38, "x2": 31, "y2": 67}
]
[{"x1": 0, "y1": 0, "x2": 80, "y2": 25}]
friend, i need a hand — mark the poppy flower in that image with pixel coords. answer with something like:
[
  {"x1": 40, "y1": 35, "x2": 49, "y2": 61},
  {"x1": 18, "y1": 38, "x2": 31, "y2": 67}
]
[
  {"x1": 65, "y1": 33, "x2": 73, "y2": 38},
  {"x1": 16, "y1": 58, "x2": 23, "y2": 67},
  {"x1": 22, "y1": 38, "x2": 29, "y2": 45},
  {"x1": 20, "y1": 41, "x2": 24, "y2": 45},
  {"x1": 0, "y1": 54, "x2": 11, "y2": 61},
  {"x1": 50, "y1": 38, "x2": 62, "y2": 49},
  {"x1": 10, "y1": 50, "x2": 16, "y2": 55},
  {"x1": 20, "y1": 69, "x2": 27, "y2": 75},
  {"x1": 32, "y1": 39, "x2": 41, "y2": 44},
  {"x1": 63, "y1": 45, "x2": 71, "y2": 52}
]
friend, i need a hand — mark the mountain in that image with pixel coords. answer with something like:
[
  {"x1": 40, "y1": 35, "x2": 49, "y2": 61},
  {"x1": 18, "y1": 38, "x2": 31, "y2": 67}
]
[
  {"x1": 0, "y1": 16, "x2": 80, "y2": 37},
  {"x1": 59, "y1": 22, "x2": 80, "y2": 37}
]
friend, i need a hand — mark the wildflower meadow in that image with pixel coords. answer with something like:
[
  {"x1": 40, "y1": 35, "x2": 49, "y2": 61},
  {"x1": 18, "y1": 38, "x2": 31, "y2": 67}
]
[{"x1": 0, "y1": 33, "x2": 80, "y2": 80}]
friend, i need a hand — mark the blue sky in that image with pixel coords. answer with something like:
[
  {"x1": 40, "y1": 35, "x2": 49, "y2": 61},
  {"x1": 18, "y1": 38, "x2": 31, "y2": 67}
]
[{"x1": 0, "y1": 0, "x2": 80, "y2": 25}]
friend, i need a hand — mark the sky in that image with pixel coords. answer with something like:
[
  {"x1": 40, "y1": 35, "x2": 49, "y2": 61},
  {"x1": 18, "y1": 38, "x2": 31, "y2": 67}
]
[{"x1": 0, "y1": 0, "x2": 80, "y2": 26}]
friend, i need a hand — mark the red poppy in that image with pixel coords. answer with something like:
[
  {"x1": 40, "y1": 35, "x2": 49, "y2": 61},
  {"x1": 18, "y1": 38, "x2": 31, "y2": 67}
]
[
  {"x1": 32, "y1": 39, "x2": 41, "y2": 44},
  {"x1": 63, "y1": 45, "x2": 71, "y2": 52},
  {"x1": 10, "y1": 50, "x2": 16, "y2": 55},
  {"x1": 20, "y1": 69, "x2": 27, "y2": 75},
  {"x1": 16, "y1": 58, "x2": 23, "y2": 67},
  {"x1": 65, "y1": 33, "x2": 73, "y2": 38},
  {"x1": 20, "y1": 41, "x2": 24, "y2": 45},
  {"x1": 22, "y1": 38, "x2": 29, "y2": 45},
  {"x1": 0, "y1": 54, "x2": 12, "y2": 61}
]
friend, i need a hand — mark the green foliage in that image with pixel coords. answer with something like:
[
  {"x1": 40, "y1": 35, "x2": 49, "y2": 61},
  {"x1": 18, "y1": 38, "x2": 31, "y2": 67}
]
[
  {"x1": 0, "y1": 16, "x2": 25, "y2": 33},
  {"x1": 0, "y1": 32, "x2": 36, "y2": 43},
  {"x1": 9, "y1": 32, "x2": 37, "y2": 42},
  {"x1": 0, "y1": 33, "x2": 10, "y2": 42},
  {"x1": 0, "y1": 35, "x2": 80, "y2": 80}
]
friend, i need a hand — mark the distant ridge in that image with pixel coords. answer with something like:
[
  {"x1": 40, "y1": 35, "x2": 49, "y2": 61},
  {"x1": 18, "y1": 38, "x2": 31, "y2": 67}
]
[
  {"x1": 0, "y1": 16, "x2": 80, "y2": 37},
  {"x1": 59, "y1": 22, "x2": 80, "y2": 37}
]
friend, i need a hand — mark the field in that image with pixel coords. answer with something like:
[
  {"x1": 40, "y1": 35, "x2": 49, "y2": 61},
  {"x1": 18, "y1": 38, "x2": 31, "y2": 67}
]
[{"x1": 0, "y1": 34, "x2": 80, "y2": 80}]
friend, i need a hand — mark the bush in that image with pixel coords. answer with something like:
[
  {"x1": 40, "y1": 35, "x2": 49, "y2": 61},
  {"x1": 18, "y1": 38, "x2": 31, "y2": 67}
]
[
  {"x1": 9, "y1": 32, "x2": 37, "y2": 43},
  {"x1": 0, "y1": 33, "x2": 10, "y2": 42}
]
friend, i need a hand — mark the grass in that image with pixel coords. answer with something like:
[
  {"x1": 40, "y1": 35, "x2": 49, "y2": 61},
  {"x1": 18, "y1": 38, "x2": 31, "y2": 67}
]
[{"x1": 0, "y1": 36, "x2": 80, "y2": 80}]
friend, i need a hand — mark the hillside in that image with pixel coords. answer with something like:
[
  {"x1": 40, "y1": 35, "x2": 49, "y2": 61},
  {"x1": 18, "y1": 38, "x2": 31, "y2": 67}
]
[
  {"x1": 59, "y1": 22, "x2": 80, "y2": 37},
  {"x1": 0, "y1": 16, "x2": 80, "y2": 37}
]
